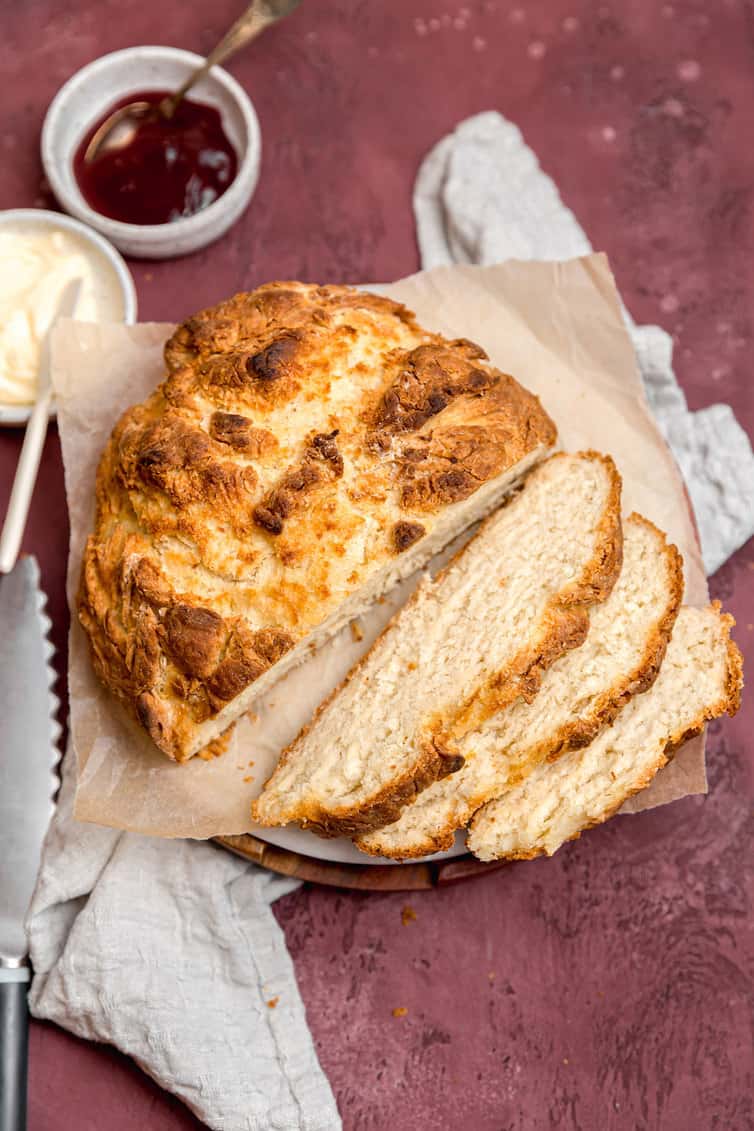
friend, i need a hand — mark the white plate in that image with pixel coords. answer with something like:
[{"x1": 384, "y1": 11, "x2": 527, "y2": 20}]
[
  {"x1": 0, "y1": 209, "x2": 137, "y2": 426},
  {"x1": 250, "y1": 825, "x2": 468, "y2": 866}
]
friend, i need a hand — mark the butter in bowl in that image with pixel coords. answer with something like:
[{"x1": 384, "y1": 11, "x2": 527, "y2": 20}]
[{"x1": 0, "y1": 208, "x2": 137, "y2": 425}]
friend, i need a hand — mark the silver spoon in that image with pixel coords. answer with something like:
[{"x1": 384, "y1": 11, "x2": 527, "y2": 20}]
[{"x1": 84, "y1": 0, "x2": 302, "y2": 163}]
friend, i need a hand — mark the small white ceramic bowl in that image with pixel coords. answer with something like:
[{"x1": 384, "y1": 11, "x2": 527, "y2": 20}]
[
  {"x1": 41, "y1": 46, "x2": 261, "y2": 259},
  {"x1": 0, "y1": 208, "x2": 137, "y2": 426}
]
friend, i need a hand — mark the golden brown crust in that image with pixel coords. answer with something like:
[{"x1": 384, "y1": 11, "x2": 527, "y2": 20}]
[
  {"x1": 392, "y1": 520, "x2": 426, "y2": 553},
  {"x1": 209, "y1": 411, "x2": 278, "y2": 457},
  {"x1": 252, "y1": 430, "x2": 344, "y2": 535},
  {"x1": 79, "y1": 282, "x2": 557, "y2": 760},
  {"x1": 289, "y1": 738, "x2": 465, "y2": 839},
  {"x1": 355, "y1": 513, "x2": 684, "y2": 861},
  {"x1": 378, "y1": 355, "x2": 553, "y2": 513},
  {"x1": 472, "y1": 610, "x2": 743, "y2": 863},
  {"x1": 718, "y1": 604, "x2": 745, "y2": 716}
]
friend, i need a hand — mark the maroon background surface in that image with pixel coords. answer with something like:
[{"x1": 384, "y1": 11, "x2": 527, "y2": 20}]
[{"x1": 1, "y1": 1, "x2": 752, "y2": 1128}]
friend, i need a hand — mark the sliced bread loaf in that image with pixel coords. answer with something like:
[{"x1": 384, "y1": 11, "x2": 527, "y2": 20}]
[
  {"x1": 467, "y1": 604, "x2": 743, "y2": 861},
  {"x1": 356, "y1": 513, "x2": 683, "y2": 859},
  {"x1": 252, "y1": 451, "x2": 622, "y2": 837}
]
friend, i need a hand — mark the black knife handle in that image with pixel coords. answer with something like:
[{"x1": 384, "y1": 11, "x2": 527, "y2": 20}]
[{"x1": 0, "y1": 976, "x2": 29, "y2": 1131}]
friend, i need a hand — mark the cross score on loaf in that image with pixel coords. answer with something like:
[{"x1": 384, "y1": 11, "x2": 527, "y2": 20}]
[{"x1": 78, "y1": 283, "x2": 556, "y2": 762}]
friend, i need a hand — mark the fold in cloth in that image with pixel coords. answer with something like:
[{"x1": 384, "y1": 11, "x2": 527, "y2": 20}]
[
  {"x1": 414, "y1": 111, "x2": 754, "y2": 575},
  {"x1": 28, "y1": 747, "x2": 340, "y2": 1131}
]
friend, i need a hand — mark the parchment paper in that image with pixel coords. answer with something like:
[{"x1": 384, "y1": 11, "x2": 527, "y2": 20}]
[{"x1": 53, "y1": 255, "x2": 708, "y2": 843}]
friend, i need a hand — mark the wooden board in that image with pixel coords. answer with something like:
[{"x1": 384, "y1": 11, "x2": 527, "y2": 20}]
[{"x1": 217, "y1": 834, "x2": 507, "y2": 891}]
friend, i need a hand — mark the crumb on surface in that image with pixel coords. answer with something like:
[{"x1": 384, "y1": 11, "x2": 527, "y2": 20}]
[
  {"x1": 198, "y1": 727, "x2": 234, "y2": 760},
  {"x1": 401, "y1": 904, "x2": 417, "y2": 925},
  {"x1": 243, "y1": 775, "x2": 254, "y2": 782},
  {"x1": 267, "y1": 997, "x2": 279, "y2": 1009},
  {"x1": 350, "y1": 619, "x2": 364, "y2": 642},
  {"x1": 392, "y1": 1006, "x2": 408, "y2": 1018}
]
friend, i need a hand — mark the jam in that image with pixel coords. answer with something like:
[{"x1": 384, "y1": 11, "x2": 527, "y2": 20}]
[{"x1": 73, "y1": 90, "x2": 238, "y2": 226}]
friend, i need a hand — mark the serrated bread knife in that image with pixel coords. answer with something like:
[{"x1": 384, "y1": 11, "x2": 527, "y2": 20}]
[
  {"x1": 0, "y1": 560, "x2": 60, "y2": 1131},
  {"x1": 0, "y1": 281, "x2": 79, "y2": 1130}
]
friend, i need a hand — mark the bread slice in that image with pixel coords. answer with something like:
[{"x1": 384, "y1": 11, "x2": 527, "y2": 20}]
[
  {"x1": 467, "y1": 604, "x2": 743, "y2": 861},
  {"x1": 252, "y1": 451, "x2": 622, "y2": 837},
  {"x1": 356, "y1": 513, "x2": 683, "y2": 859},
  {"x1": 78, "y1": 283, "x2": 557, "y2": 762}
]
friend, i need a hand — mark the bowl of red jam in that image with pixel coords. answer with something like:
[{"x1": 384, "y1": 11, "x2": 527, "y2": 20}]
[{"x1": 42, "y1": 47, "x2": 261, "y2": 258}]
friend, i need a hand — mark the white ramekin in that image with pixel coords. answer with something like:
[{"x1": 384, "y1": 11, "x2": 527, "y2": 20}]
[
  {"x1": 41, "y1": 46, "x2": 262, "y2": 259},
  {"x1": 0, "y1": 208, "x2": 137, "y2": 426}
]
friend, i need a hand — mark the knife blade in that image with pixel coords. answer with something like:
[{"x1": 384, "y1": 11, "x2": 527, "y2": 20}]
[{"x1": 0, "y1": 556, "x2": 60, "y2": 1131}]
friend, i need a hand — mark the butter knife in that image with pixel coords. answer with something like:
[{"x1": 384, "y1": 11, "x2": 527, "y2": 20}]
[
  {"x1": 0, "y1": 279, "x2": 82, "y2": 574},
  {"x1": 0, "y1": 559, "x2": 60, "y2": 1131}
]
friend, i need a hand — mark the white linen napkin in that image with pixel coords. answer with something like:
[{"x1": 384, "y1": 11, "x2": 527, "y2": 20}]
[
  {"x1": 414, "y1": 111, "x2": 754, "y2": 575},
  {"x1": 27, "y1": 746, "x2": 340, "y2": 1131}
]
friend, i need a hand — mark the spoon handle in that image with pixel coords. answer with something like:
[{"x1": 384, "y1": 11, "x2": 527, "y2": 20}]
[{"x1": 160, "y1": 0, "x2": 302, "y2": 118}]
